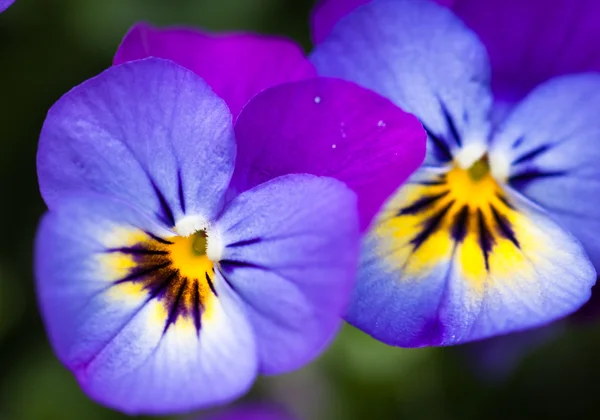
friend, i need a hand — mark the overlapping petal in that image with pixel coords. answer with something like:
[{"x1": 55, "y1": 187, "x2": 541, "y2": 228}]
[
  {"x1": 450, "y1": 0, "x2": 600, "y2": 103},
  {"x1": 352, "y1": 180, "x2": 595, "y2": 346},
  {"x1": 310, "y1": 0, "x2": 492, "y2": 168},
  {"x1": 232, "y1": 77, "x2": 425, "y2": 231},
  {"x1": 489, "y1": 73, "x2": 600, "y2": 269},
  {"x1": 114, "y1": 24, "x2": 316, "y2": 118},
  {"x1": 36, "y1": 193, "x2": 257, "y2": 414},
  {"x1": 37, "y1": 58, "x2": 235, "y2": 226},
  {"x1": 215, "y1": 174, "x2": 359, "y2": 373},
  {"x1": 312, "y1": 0, "x2": 600, "y2": 106}
]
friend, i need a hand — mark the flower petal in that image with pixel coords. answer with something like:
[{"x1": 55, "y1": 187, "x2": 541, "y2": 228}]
[
  {"x1": 114, "y1": 24, "x2": 316, "y2": 119},
  {"x1": 351, "y1": 172, "x2": 595, "y2": 346},
  {"x1": 489, "y1": 73, "x2": 600, "y2": 270},
  {"x1": 450, "y1": 0, "x2": 600, "y2": 103},
  {"x1": 311, "y1": 0, "x2": 457, "y2": 45},
  {"x1": 232, "y1": 77, "x2": 426, "y2": 232},
  {"x1": 214, "y1": 174, "x2": 359, "y2": 373},
  {"x1": 0, "y1": 0, "x2": 14, "y2": 13},
  {"x1": 35, "y1": 193, "x2": 257, "y2": 414},
  {"x1": 310, "y1": 0, "x2": 493, "y2": 167},
  {"x1": 37, "y1": 58, "x2": 235, "y2": 226}
]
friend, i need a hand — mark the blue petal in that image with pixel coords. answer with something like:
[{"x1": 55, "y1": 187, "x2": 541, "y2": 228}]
[
  {"x1": 350, "y1": 177, "x2": 595, "y2": 346},
  {"x1": 37, "y1": 58, "x2": 235, "y2": 227},
  {"x1": 214, "y1": 174, "x2": 359, "y2": 374},
  {"x1": 489, "y1": 73, "x2": 600, "y2": 269},
  {"x1": 310, "y1": 0, "x2": 493, "y2": 166},
  {"x1": 35, "y1": 193, "x2": 257, "y2": 414}
]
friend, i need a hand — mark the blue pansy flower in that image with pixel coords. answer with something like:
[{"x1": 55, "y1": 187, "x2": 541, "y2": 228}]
[
  {"x1": 34, "y1": 58, "x2": 364, "y2": 414},
  {"x1": 311, "y1": 0, "x2": 599, "y2": 347}
]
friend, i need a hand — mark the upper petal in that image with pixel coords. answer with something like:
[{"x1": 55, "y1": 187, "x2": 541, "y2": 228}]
[
  {"x1": 232, "y1": 77, "x2": 426, "y2": 232},
  {"x1": 350, "y1": 168, "x2": 595, "y2": 346},
  {"x1": 450, "y1": 0, "x2": 600, "y2": 103},
  {"x1": 310, "y1": 0, "x2": 493, "y2": 167},
  {"x1": 114, "y1": 24, "x2": 316, "y2": 119},
  {"x1": 311, "y1": 0, "x2": 458, "y2": 44},
  {"x1": 35, "y1": 193, "x2": 257, "y2": 414},
  {"x1": 489, "y1": 73, "x2": 600, "y2": 270},
  {"x1": 37, "y1": 58, "x2": 235, "y2": 226},
  {"x1": 214, "y1": 174, "x2": 359, "y2": 374}
]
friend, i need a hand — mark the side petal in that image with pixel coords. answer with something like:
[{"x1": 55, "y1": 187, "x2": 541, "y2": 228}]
[
  {"x1": 35, "y1": 194, "x2": 257, "y2": 414},
  {"x1": 489, "y1": 73, "x2": 600, "y2": 269},
  {"x1": 114, "y1": 24, "x2": 316, "y2": 118},
  {"x1": 214, "y1": 174, "x2": 359, "y2": 373},
  {"x1": 310, "y1": 0, "x2": 493, "y2": 167},
  {"x1": 232, "y1": 77, "x2": 426, "y2": 232},
  {"x1": 450, "y1": 0, "x2": 600, "y2": 103},
  {"x1": 350, "y1": 175, "x2": 595, "y2": 346},
  {"x1": 37, "y1": 58, "x2": 235, "y2": 226}
]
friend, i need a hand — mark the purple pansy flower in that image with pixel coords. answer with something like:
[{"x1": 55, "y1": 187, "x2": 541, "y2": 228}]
[
  {"x1": 35, "y1": 44, "x2": 425, "y2": 415},
  {"x1": 311, "y1": 0, "x2": 600, "y2": 347},
  {"x1": 0, "y1": 0, "x2": 14, "y2": 13}
]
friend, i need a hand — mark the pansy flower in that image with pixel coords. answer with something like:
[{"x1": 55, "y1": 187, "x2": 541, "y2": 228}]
[
  {"x1": 35, "y1": 41, "x2": 425, "y2": 416},
  {"x1": 311, "y1": 0, "x2": 599, "y2": 347}
]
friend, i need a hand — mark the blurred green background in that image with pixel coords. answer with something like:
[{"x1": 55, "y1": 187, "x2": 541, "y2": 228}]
[{"x1": 2, "y1": 1, "x2": 600, "y2": 419}]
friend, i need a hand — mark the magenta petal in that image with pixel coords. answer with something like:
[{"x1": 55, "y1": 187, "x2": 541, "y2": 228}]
[
  {"x1": 232, "y1": 77, "x2": 426, "y2": 232},
  {"x1": 114, "y1": 24, "x2": 316, "y2": 118},
  {"x1": 451, "y1": 0, "x2": 600, "y2": 103},
  {"x1": 311, "y1": 0, "x2": 454, "y2": 44}
]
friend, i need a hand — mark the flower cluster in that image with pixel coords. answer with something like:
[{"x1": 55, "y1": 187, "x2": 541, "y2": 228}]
[{"x1": 28, "y1": 0, "x2": 600, "y2": 415}]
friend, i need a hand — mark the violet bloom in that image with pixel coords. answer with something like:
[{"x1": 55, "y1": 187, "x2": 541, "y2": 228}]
[
  {"x1": 311, "y1": 0, "x2": 600, "y2": 347},
  {"x1": 35, "y1": 35, "x2": 426, "y2": 415}
]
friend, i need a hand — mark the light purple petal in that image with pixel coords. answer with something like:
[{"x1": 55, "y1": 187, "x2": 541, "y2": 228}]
[
  {"x1": 215, "y1": 174, "x2": 359, "y2": 373},
  {"x1": 451, "y1": 0, "x2": 600, "y2": 103},
  {"x1": 114, "y1": 24, "x2": 316, "y2": 119},
  {"x1": 0, "y1": 0, "x2": 14, "y2": 13},
  {"x1": 36, "y1": 193, "x2": 257, "y2": 414},
  {"x1": 37, "y1": 58, "x2": 235, "y2": 226},
  {"x1": 232, "y1": 77, "x2": 426, "y2": 232},
  {"x1": 489, "y1": 73, "x2": 600, "y2": 270},
  {"x1": 310, "y1": 0, "x2": 493, "y2": 167},
  {"x1": 310, "y1": 0, "x2": 454, "y2": 45}
]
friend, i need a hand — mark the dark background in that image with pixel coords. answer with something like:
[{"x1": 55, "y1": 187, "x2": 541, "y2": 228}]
[{"x1": 1, "y1": 1, "x2": 600, "y2": 419}]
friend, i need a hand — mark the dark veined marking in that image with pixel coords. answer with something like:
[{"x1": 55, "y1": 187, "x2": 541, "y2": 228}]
[
  {"x1": 423, "y1": 124, "x2": 453, "y2": 162},
  {"x1": 410, "y1": 200, "x2": 455, "y2": 252},
  {"x1": 439, "y1": 100, "x2": 462, "y2": 147},
  {"x1": 226, "y1": 237, "x2": 263, "y2": 248},
  {"x1": 490, "y1": 205, "x2": 520, "y2": 248},
  {"x1": 477, "y1": 209, "x2": 494, "y2": 270},
  {"x1": 396, "y1": 168, "x2": 521, "y2": 273},
  {"x1": 150, "y1": 180, "x2": 176, "y2": 227},
  {"x1": 509, "y1": 169, "x2": 566, "y2": 188},
  {"x1": 398, "y1": 191, "x2": 450, "y2": 216},
  {"x1": 451, "y1": 205, "x2": 469, "y2": 242},
  {"x1": 107, "y1": 234, "x2": 218, "y2": 336},
  {"x1": 177, "y1": 170, "x2": 186, "y2": 214},
  {"x1": 511, "y1": 144, "x2": 552, "y2": 166}
]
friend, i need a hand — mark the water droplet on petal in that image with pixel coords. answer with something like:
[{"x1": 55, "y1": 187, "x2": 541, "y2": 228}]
[
  {"x1": 332, "y1": 144, "x2": 337, "y2": 149},
  {"x1": 314, "y1": 96, "x2": 321, "y2": 104},
  {"x1": 377, "y1": 120, "x2": 386, "y2": 127}
]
